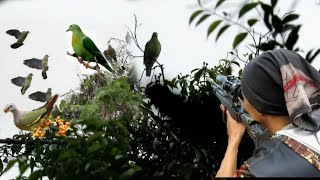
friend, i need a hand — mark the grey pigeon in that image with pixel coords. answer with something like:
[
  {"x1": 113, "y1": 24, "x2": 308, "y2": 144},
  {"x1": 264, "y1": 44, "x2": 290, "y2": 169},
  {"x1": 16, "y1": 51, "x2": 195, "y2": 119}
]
[
  {"x1": 23, "y1": 55, "x2": 49, "y2": 79},
  {"x1": 11, "y1": 73, "x2": 33, "y2": 95},
  {"x1": 28, "y1": 88, "x2": 52, "y2": 103},
  {"x1": 6, "y1": 29, "x2": 29, "y2": 49}
]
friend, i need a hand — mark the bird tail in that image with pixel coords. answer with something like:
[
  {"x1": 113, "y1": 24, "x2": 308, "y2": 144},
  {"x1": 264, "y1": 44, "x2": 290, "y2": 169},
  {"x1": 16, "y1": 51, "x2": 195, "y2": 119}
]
[
  {"x1": 21, "y1": 87, "x2": 27, "y2": 95},
  {"x1": 97, "y1": 53, "x2": 114, "y2": 73},
  {"x1": 41, "y1": 94, "x2": 59, "y2": 119},
  {"x1": 46, "y1": 94, "x2": 58, "y2": 110},
  {"x1": 11, "y1": 43, "x2": 23, "y2": 49},
  {"x1": 42, "y1": 71, "x2": 47, "y2": 79}
]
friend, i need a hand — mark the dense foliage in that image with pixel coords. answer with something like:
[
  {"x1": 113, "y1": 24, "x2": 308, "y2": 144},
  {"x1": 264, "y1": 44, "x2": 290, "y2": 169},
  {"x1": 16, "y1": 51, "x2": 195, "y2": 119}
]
[{"x1": 0, "y1": 0, "x2": 319, "y2": 179}]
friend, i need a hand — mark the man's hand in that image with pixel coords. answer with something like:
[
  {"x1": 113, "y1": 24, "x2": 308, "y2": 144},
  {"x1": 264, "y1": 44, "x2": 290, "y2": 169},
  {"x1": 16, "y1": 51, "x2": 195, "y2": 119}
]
[{"x1": 219, "y1": 104, "x2": 246, "y2": 144}]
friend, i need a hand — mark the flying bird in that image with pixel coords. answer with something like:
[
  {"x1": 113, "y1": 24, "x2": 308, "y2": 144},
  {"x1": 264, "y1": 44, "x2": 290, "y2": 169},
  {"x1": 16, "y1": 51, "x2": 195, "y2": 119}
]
[
  {"x1": 144, "y1": 32, "x2": 161, "y2": 77},
  {"x1": 6, "y1": 29, "x2": 29, "y2": 49},
  {"x1": 23, "y1": 55, "x2": 49, "y2": 79},
  {"x1": 28, "y1": 88, "x2": 52, "y2": 103},
  {"x1": 66, "y1": 24, "x2": 114, "y2": 73},
  {"x1": 4, "y1": 94, "x2": 59, "y2": 131},
  {"x1": 104, "y1": 45, "x2": 117, "y2": 62},
  {"x1": 11, "y1": 73, "x2": 33, "y2": 95}
]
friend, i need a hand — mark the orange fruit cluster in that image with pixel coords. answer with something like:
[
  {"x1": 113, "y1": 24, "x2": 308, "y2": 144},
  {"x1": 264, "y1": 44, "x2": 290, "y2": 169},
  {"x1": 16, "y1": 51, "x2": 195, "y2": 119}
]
[
  {"x1": 31, "y1": 116, "x2": 72, "y2": 139},
  {"x1": 55, "y1": 116, "x2": 73, "y2": 137}
]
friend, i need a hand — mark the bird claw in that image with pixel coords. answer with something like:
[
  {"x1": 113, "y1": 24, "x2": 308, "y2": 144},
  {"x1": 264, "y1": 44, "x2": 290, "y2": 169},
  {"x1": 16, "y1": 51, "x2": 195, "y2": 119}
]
[
  {"x1": 77, "y1": 57, "x2": 83, "y2": 63},
  {"x1": 84, "y1": 62, "x2": 90, "y2": 68}
]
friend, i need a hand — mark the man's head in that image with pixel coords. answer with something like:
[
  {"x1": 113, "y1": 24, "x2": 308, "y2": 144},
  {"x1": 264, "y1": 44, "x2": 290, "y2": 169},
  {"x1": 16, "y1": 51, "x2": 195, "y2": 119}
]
[
  {"x1": 241, "y1": 49, "x2": 320, "y2": 131},
  {"x1": 241, "y1": 49, "x2": 289, "y2": 117}
]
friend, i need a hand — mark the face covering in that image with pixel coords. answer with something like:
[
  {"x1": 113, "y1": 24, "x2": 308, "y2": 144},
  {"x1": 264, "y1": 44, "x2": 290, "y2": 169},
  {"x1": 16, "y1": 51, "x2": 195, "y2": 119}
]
[{"x1": 241, "y1": 48, "x2": 320, "y2": 132}]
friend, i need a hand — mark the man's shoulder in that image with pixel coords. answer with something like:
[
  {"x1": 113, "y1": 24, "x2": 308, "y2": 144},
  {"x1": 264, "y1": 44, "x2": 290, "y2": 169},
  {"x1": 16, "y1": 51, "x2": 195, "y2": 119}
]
[{"x1": 247, "y1": 137, "x2": 320, "y2": 177}]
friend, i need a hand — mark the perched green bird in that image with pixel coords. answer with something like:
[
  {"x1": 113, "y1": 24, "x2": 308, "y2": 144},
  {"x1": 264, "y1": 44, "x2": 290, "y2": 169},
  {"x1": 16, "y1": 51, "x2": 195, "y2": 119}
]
[
  {"x1": 104, "y1": 45, "x2": 117, "y2": 61},
  {"x1": 144, "y1": 32, "x2": 161, "y2": 77},
  {"x1": 6, "y1": 29, "x2": 29, "y2": 49},
  {"x1": 28, "y1": 88, "x2": 52, "y2": 103},
  {"x1": 23, "y1": 55, "x2": 49, "y2": 79},
  {"x1": 4, "y1": 94, "x2": 59, "y2": 131},
  {"x1": 66, "y1": 24, "x2": 114, "y2": 72},
  {"x1": 11, "y1": 73, "x2": 33, "y2": 95}
]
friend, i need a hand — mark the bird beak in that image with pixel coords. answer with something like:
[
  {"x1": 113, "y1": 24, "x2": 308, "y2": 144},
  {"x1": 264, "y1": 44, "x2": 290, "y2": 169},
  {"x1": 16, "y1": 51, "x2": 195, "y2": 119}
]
[
  {"x1": 3, "y1": 108, "x2": 8, "y2": 113},
  {"x1": 66, "y1": 28, "x2": 70, "y2": 32}
]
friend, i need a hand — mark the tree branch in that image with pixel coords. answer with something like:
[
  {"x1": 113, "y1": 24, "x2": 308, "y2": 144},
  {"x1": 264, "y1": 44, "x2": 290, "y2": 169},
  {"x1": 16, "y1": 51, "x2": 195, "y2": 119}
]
[{"x1": 0, "y1": 138, "x2": 65, "y2": 145}]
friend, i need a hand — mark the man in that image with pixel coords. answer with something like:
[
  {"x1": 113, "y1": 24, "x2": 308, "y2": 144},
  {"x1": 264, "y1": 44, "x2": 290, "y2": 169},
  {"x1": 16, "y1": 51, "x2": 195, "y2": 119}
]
[{"x1": 216, "y1": 49, "x2": 320, "y2": 177}]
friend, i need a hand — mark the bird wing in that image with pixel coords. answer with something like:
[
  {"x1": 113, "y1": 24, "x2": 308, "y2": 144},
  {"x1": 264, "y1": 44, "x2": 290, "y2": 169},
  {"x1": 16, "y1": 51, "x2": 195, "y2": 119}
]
[
  {"x1": 28, "y1": 91, "x2": 47, "y2": 102},
  {"x1": 19, "y1": 108, "x2": 47, "y2": 128},
  {"x1": 143, "y1": 41, "x2": 151, "y2": 65},
  {"x1": 82, "y1": 36, "x2": 101, "y2": 56},
  {"x1": 23, "y1": 58, "x2": 42, "y2": 70},
  {"x1": 83, "y1": 36, "x2": 114, "y2": 72},
  {"x1": 6, "y1": 29, "x2": 21, "y2": 39},
  {"x1": 11, "y1": 77, "x2": 26, "y2": 87}
]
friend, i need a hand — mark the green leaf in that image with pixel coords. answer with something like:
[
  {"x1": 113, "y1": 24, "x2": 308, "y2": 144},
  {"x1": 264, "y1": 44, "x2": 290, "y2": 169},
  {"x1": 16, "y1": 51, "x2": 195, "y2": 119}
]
[
  {"x1": 260, "y1": 3, "x2": 273, "y2": 30},
  {"x1": 260, "y1": 2, "x2": 273, "y2": 14},
  {"x1": 195, "y1": 14, "x2": 211, "y2": 27},
  {"x1": 257, "y1": 41, "x2": 276, "y2": 51},
  {"x1": 238, "y1": 69, "x2": 243, "y2": 77},
  {"x1": 271, "y1": 15, "x2": 282, "y2": 32},
  {"x1": 88, "y1": 143, "x2": 102, "y2": 153},
  {"x1": 167, "y1": 160, "x2": 176, "y2": 170},
  {"x1": 247, "y1": 19, "x2": 258, "y2": 26},
  {"x1": 215, "y1": 25, "x2": 230, "y2": 42},
  {"x1": 0, "y1": 160, "x2": 3, "y2": 173},
  {"x1": 164, "y1": 79, "x2": 177, "y2": 89},
  {"x1": 215, "y1": 0, "x2": 225, "y2": 9},
  {"x1": 59, "y1": 99, "x2": 67, "y2": 110},
  {"x1": 30, "y1": 158, "x2": 35, "y2": 172},
  {"x1": 191, "y1": 68, "x2": 200, "y2": 73},
  {"x1": 2, "y1": 159, "x2": 17, "y2": 174},
  {"x1": 233, "y1": 32, "x2": 248, "y2": 49},
  {"x1": 28, "y1": 170, "x2": 42, "y2": 180},
  {"x1": 306, "y1": 48, "x2": 320, "y2": 63},
  {"x1": 230, "y1": 60, "x2": 240, "y2": 67},
  {"x1": 271, "y1": 0, "x2": 278, "y2": 7},
  {"x1": 286, "y1": 25, "x2": 301, "y2": 50},
  {"x1": 19, "y1": 162, "x2": 29, "y2": 176},
  {"x1": 282, "y1": 24, "x2": 296, "y2": 32},
  {"x1": 282, "y1": 14, "x2": 299, "y2": 24},
  {"x1": 119, "y1": 166, "x2": 142, "y2": 179},
  {"x1": 207, "y1": 20, "x2": 222, "y2": 38},
  {"x1": 189, "y1": 10, "x2": 204, "y2": 25},
  {"x1": 239, "y1": 2, "x2": 258, "y2": 19}
]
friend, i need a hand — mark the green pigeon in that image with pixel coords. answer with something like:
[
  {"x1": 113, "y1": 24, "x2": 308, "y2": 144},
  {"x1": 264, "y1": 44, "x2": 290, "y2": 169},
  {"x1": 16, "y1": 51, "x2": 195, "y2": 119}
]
[
  {"x1": 66, "y1": 24, "x2": 114, "y2": 72},
  {"x1": 4, "y1": 94, "x2": 59, "y2": 131},
  {"x1": 23, "y1": 55, "x2": 49, "y2": 79},
  {"x1": 104, "y1": 45, "x2": 117, "y2": 61},
  {"x1": 144, "y1": 32, "x2": 161, "y2": 77},
  {"x1": 28, "y1": 88, "x2": 52, "y2": 103},
  {"x1": 11, "y1": 73, "x2": 33, "y2": 95},
  {"x1": 6, "y1": 29, "x2": 29, "y2": 49}
]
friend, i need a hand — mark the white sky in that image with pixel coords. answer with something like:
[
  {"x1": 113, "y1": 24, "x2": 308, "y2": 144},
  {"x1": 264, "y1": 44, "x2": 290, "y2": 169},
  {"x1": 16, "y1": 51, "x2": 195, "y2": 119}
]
[{"x1": 0, "y1": 0, "x2": 319, "y2": 178}]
